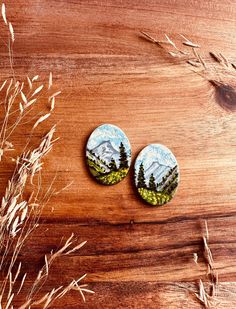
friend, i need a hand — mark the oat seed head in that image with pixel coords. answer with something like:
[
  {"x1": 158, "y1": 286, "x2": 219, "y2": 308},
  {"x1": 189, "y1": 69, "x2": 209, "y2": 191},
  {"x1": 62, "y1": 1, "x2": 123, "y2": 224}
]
[
  {"x1": 1, "y1": 3, "x2": 7, "y2": 25},
  {"x1": 9, "y1": 22, "x2": 14, "y2": 42}
]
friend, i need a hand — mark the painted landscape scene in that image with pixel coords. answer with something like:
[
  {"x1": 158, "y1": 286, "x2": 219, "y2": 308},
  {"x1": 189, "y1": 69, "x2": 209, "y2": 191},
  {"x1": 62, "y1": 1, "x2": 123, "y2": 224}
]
[
  {"x1": 134, "y1": 144, "x2": 179, "y2": 206},
  {"x1": 86, "y1": 124, "x2": 131, "y2": 185}
]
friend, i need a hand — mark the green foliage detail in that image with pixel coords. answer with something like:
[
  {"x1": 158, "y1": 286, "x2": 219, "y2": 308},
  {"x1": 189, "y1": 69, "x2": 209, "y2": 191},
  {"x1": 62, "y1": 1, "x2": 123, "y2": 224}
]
[
  {"x1": 109, "y1": 158, "x2": 118, "y2": 171},
  {"x1": 98, "y1": 168, "x2": 129, "y2": 185},
  {"x1": 161, "y1": 165, "x2": 178, "y2": 196},
  {"x1": 148, "y1": 173, "x2": 157, "y2": 191},
  {"x1": 137, "y1": 163, "x2": 146, "y2": 188},
  {"x1": 87, "y1": 150, "x2": 129, "y2": 185},
  {"x1": 87, "y1": 157, "x2": 106, "y2": 176},
  {"x1": 119, "y1": 142, "x2": 129, "y2": 169},
  {"x1": 136, "y1": 163, "x2": 179, "y2": 205},
  {"x1": 138, "y1": 188, "x2": 171, "y2": 206}
]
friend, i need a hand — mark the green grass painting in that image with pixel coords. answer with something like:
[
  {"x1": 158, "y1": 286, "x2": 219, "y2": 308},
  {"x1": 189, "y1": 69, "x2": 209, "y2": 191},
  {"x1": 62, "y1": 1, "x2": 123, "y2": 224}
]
[
  {"x1": 87, "y1": 156, "x2": 129, "y2": 185},
  {"x1": 138, "y1": 188, "x2": 173, "y2": 206}
]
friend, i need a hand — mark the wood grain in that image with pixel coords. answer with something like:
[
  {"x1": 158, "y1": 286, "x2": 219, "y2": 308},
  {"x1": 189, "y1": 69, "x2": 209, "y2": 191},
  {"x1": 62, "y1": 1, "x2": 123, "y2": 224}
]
[{"x1": 1, "y1": 0, "x2": 236, "y2": 307}]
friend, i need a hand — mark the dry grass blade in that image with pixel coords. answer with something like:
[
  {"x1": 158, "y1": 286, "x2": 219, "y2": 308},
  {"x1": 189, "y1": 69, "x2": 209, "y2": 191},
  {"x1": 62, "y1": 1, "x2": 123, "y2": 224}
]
[
  {"x1": 27, "y1": 76, "x2": 32, "y2": 89},
  {"x1": 203, "y1": 236, "x2": 214, "y2": 271},
  {"x1": 140, "y1": 31, "x2": 172, "y2": 47},
  {"x1": 168, "y1": 51, "x2": 180, "y2": 57},
  {"x1": 209, "y1": 52, "x2": 223, "y2": 64},
  {"x1": 49, "y1": 91, "x2": 61, "y2": 100},
  {"x1": 195, "y1": 280, "x2": 211, "y2": 308},
  {"x1": 13, "y1": 262, "x2": 21, "y2": 283},
  {"x1": 187, "y1": 60, "x2": 201, "y2": 67},
  {"x1": 17, "y1": 274, "x2": 27, "y2": 295},
  {"x1": 165, "y1": 34, "x2": 177, "y2": 49},
  {"x1": 48, "y1": 72, "x2": 53, "y2": 90},
  {"x1": 180, "y1": 34, "x2": 200, "y2": 48},
  {"x1": 5, "y1": 293, "x2": 14, "y2": 309},
  {"x1": 50, "y1": 97, "x2": 55, "y2": 111},
  {"x1": 20, "y1": 91, "x2": 27, "y2": 104},
  {"x1": 33, "y1": 113, "x2": 51, "y2": 129},
  {"x1": 193, "y1": 48, "x2": 206, "y2": 69},
  {"x1": 65, "y1": 240, "x2": 87, "y2": 255},
  {"x1": 205, "y1": 220, "x2": 209, "y2": 240},
  {"x1": 29, "y1": 293, "x2": 49, "y2": 306},
  {"x1": 219, "y1": 52, "x2": 229, "y2": 67},
  {"x1": 26, "y1": 98, "x2": 37, "y2": 107},
  {"x1": 0, "y1": 80, "x2": 7, "y2": 92},
  {"x1": 31, "y1": 84, "x2": 44, "y2": 97},
  {"x1": 140, "y1": 31, "x2": 158, "y2": 43},
  {"x1": 1, "y1": 3, "x2": 7, "y2": 25},
  {"x1": 32, "y1": 75, "x2": 39, "y2": 81},
  {"x1": 45, "y1": 255, "x2": 49, "y2": 275},
  {"x1": 9, "y1": 22, "x2": 14, "y2": 42},
  {"x1": 193, "y1": 252, "x2": 198, "y2": 264}
]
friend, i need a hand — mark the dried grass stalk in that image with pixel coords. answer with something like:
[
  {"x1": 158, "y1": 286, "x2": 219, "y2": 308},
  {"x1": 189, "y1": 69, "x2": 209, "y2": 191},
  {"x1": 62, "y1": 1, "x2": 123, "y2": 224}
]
[
  {"x1": 193, "y1": 221, "x2": 219, "y2": 308},
  {"x1": 140, "y1": 30, "x2": 236, "y2": 112},
  {"x1": 0, "y1": 3, "x2": 93, "y2": 307},
  {"x1": 18, "y1": 235, "x2": 93, "y2": 308},
  {"x1": 209, "y1": 52, "x2": 223, "y2": 64},
  {"x1": 180, "y1": 34, "x2": 200, "y2": 48}
]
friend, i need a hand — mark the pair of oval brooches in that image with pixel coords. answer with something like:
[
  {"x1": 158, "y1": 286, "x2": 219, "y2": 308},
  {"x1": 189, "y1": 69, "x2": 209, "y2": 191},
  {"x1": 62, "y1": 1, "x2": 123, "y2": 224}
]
[{"x1": 86, "y1": 124, "x2": 179, "y2": 206}]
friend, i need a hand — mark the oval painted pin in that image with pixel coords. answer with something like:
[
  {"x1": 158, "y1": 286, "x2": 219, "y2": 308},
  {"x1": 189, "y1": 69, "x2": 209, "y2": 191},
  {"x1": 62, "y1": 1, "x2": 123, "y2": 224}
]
[
  {"x1": 134, "y1": 144, "x2": 179, "y2": 206},
  {"x1": 86, "y1": 124, "x2": 131, "y2": 185}
]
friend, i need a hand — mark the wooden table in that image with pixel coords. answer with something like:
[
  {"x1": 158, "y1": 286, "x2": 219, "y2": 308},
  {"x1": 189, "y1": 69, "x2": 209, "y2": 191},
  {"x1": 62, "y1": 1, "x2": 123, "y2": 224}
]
[{"x1": 1, "y1": 0, "x2": 236, "y2": 308}]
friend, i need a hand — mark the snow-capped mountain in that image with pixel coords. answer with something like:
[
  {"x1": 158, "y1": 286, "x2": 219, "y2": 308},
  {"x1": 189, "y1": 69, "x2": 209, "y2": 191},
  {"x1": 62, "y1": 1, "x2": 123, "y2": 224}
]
[
  {"x1": 145, "y1": 161, "x2": 171, "y2": 183},
  {"x1": 89, "y1": 140, "x2": 119, "y2": 164}
]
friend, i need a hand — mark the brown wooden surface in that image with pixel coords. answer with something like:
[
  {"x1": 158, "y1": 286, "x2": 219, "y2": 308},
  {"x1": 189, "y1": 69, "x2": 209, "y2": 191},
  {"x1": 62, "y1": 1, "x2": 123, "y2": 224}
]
[{"x1": 1, "y1": 0, "x2": 236, "y2": 307}]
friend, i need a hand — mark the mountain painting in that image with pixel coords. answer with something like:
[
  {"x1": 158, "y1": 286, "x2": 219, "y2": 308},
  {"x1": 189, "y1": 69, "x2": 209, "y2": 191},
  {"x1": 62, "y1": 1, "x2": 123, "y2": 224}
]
[
  {"x1": 86, "y1": 124, "x2": 131, "y2": 185},
  {"x1": 134, "y1": 144, "x2": 179, "y2": 206}
]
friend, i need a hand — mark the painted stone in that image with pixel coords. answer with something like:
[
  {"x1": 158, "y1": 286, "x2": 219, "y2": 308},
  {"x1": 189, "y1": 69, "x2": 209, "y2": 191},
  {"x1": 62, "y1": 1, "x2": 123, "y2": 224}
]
[
  {"x1": 134, "y1": 144, "x2": 179, "y2": 206},
  {"x1": 86, "y1": 124, "x2": 131, "y2": 185}
]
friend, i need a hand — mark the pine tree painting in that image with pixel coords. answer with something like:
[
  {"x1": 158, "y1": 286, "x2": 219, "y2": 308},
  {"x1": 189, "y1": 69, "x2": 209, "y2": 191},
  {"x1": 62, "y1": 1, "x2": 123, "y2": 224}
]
[
  {"x1": 137, "y1": 163, "x2": 146, "y2": 188},
  {"x1": 119, "y1": 142, "x2": 129, "y2": 169},
  {"x1": 149, "y1": 173, "x2": 157, "y2": 191},
  {"x1": 109, "y1": 158, "x2": 118, "y2": 171}
]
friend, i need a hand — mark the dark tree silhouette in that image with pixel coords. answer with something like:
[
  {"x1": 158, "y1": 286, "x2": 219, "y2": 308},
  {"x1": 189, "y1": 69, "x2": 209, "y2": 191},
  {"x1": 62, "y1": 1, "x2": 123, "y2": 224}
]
[
  {"x1": 109, "y1": 158, "x2": 117, "y2": 171},
  {"x1": 162, "y1": 166, "x2": 179, "y2": 195},
  {"x1": 149, "y1": 173, "x2": 157, "y2": 191},
  {"x1": 159, "y1": 165, "x2": 178, "y2": 187},
  {"x1": 137, "y1": 163, "x2": 146, "y2": 188},
  {"x1": 119, "y1": 142, "x2": 129, "y2": 169}
]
